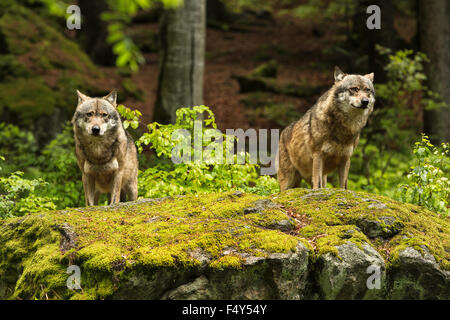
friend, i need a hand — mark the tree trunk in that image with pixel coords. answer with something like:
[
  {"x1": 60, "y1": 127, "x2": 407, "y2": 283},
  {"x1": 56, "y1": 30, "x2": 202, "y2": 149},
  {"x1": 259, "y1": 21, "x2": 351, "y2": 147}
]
[
  {"x1": 78, "y1": 0, "x2": 115, "y2": 66},
  {"x1": 419, "y1": 0, "x2": 450, "y2": 143},
  {"x1": 207, "y1": 0, "x2": 230, "y2": 22},
  {"x1": 154, "y1": 0, "x2": 206, "y2": 124},
  {"x1": 351, "y1": 0, "x2": 400, "y2": 81}
]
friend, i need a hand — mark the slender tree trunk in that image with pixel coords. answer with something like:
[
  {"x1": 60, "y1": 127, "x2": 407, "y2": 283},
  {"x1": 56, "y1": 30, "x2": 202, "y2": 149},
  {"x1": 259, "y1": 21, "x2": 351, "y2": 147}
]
[
  {"x1": 419, "y1": 0, "x2": 450, "y2": 143},
  {"x1": 351, "y1": 0, "x2": 399, "y2": 80},
  {"x1": 78, "y1": 0, "x2": 115, "y2": 66},
  {"x1": 207, "y1": 0, "x2": 230, "y2": 22},
  {"x1": 154, "y1": 0, "x2": 206, "y2": 124}
]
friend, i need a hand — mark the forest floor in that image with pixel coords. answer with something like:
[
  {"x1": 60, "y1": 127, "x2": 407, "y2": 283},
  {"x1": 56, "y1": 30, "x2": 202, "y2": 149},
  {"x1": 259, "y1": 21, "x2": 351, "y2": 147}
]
[
  {"x1": 99, "y1": 11, "x2": 342, "y2": 131},
  {"x1": 99, "y1": 8, "x2": 415, "y2": 132}
]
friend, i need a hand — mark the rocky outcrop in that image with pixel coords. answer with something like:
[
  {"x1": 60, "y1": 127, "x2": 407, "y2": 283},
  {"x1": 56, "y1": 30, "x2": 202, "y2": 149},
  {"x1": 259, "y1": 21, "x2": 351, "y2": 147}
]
[
  {"x1": 0, "y1": 4, "x2": 142, "y2": 145},
  {"x1": 0, "y1": 189, "x2": 448, "y2": 300},
  {"x1": 316, "y1": 242, "x2": 386, "y2": 300},
  {"x1": 114, "y1": 242, "x2": 310, "y2": 300},
  {"x1": 356, "y1": 215, "x2": 404, "y2": 238},
  {"x1": 387, "y1": 246, "x2": 450, "y2": 299},
  {"x1": 0, "y1": 4, "x2": 105, "y2": 145}
]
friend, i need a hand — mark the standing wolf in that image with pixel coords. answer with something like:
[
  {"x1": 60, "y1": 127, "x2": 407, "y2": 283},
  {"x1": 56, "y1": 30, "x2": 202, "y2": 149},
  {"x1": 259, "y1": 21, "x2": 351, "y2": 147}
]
[
  {"x1": 72, "y1": 90, "x2": 138, "y2": 206},
  {"x1": 277, "y1": 66, "x2": 375, "y2": 191}
]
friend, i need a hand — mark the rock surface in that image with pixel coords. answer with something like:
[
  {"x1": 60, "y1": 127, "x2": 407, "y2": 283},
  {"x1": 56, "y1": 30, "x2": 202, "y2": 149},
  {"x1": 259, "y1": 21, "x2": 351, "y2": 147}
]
[
  {"x1": 316, "y1": 242, "x2": 386, "y2": 299},
  {"x1": 387, "y1": 246, "x2": 450, "y2": 299},
  {"x1": 0, "y1": 188, "x2": 448, "y2": 300}
]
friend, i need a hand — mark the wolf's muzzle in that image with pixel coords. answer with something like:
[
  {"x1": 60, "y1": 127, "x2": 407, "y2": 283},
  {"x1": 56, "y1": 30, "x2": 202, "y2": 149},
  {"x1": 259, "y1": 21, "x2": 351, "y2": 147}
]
[
  {"x1": 92, "y1": 126, "x2": 100, "y2": 136},
  {"x1": 361, "y1": 98, "x2": 369, "y2": 108}
]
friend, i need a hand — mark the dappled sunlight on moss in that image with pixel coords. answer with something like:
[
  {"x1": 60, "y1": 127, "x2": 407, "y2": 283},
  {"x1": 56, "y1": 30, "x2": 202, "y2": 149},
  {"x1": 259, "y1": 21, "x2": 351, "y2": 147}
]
[
  {"x1": 272, "y1": 188, "x2": 449, "y2": 269},
  {"x1": 0, "y1": 188, "x2": 448, "y2": 299}
]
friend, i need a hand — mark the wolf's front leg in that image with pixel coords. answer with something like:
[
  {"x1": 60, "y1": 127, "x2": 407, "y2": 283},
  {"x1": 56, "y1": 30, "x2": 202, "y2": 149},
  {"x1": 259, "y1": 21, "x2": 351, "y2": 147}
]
[
  {"x1": 123, "y1": 179, "x2": 138, "y2": 202},
  {"x1": 82, "y1": 173, "x2": 96, "y2": 206},
  {"x1": 312, "y1": 153, "x2": 323, "y2": 189},
  {"x1": 339, "y1": 157, "x2": 351, "y2": 189},
  {"x1": 110, "y1": 171, "x2": 124, "y2": 204},
  {"x1": 93, "y1": 191, "x2": 101, "y2": 205}
]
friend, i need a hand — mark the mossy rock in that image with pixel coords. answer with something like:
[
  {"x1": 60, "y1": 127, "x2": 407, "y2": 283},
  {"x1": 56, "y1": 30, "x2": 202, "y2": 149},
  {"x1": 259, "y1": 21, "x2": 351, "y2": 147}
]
[
  {"x1": 274, "y1": 189, "x2": 449, "y2": 268},
  {"x1": 0, "y1": 189, "x2": 448, "y2": 300},
  {"x1": 0, "y1": 55, "x2": 30, "y2": 79},
  {"x1": 0, "y1": 192, "x2": 308, "y2": 300},
  {"x1": 250, "y1": 60, "x2": 278, "y2": 78},
  {"x1": 0, "y1": 5, "x2": 105, "y2": 143},
  {"x1": 232, "y1": 74, "x2": 276, "y2": 93},
  {"x1": 0, "y1": 77, "x2": 56, "y2": 124}
]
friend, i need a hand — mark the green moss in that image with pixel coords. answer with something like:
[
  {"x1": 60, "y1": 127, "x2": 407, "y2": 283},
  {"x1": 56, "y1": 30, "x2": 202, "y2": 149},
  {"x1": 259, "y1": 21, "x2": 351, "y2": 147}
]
[
  {"x1": 1, "y1": 189, "x2": 448, "y2": 300},
  {"x1": 1, "y1": 192, "x2": 305, "y2": 299},
  {"x1": 250, "y1": 60, "x2": 278, "y2": 78},
  {"x1": 0, "y1": 55, "x2": 29, "y2": 79},
  {"x1": 0, "y1": 6, "x2": 97, "y2": 74},
  {"x1": 388, "y1": 237, "x2": 428, "y2": 267},
  {"x1": 0, "y1": 77, "x2": 56, "y2": 123},
  {"x1": 272, "y1": 188, "x2": 449, "y2": 270},
  {"x1": 243, "y1": 228, "x2": 298, "y2": 253},
  {"x1": 210, "y1": 255, "x2": 243, "y2": 270},
  {"x1": 0, "y1": 216, "x2": 69, "y2": 299},
  {"x1": 13, "y1": 243, "x2": 68, "y2": 299},
  {"x1": 313, "y1": 225, "x2": 370, "y2": 260},
  {"x1": 0, "y1": 5, "x2": 104, "y2": 127}
]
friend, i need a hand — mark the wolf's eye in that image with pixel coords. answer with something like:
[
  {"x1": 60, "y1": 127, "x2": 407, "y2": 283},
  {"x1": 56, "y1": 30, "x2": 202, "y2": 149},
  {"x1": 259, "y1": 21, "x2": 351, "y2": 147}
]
[
  {"x1": 350, "y1": 87, "x2": 359, "y2": 93},
  {"x1": 101, "y1": 113, "x2": 108, "y2": 117},
  {"x1": 86, "y1": 112, "x2": 93, "y2": 117}
]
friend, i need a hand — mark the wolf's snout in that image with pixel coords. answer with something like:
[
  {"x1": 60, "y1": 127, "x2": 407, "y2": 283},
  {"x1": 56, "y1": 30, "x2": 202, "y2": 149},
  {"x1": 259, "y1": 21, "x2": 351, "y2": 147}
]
[
  {"x1": 91, "y1": 125, "x2": 100, "y2": 136},
  {"x1": 361, "y1": 98, "x2": 369, "y2": 107}
]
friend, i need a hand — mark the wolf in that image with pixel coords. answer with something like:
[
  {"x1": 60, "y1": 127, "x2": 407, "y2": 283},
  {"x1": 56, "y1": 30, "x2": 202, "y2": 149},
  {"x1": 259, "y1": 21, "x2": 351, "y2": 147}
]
[
  {"x1": 277, "y1": 66, "x2": 375, "y2": 191},
  {"x1": 72, "y1": 90, "x2": 138, "y2": 206}
]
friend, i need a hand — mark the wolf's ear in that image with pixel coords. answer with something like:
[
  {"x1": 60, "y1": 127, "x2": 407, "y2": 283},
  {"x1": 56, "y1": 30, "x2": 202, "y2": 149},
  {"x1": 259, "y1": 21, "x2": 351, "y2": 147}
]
[
  {"x1": 364, "y1": 73, "x2": 374, "y2": 82},
  {"x1": 76, "y1": 90, "x2": 90, "y2": 105},
  {"x1": 334, "y1": 66, "x2": 346, "y2": 82},
  {"x1": 104, "y1": 90, "x2": 117, "y2": 107}
]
